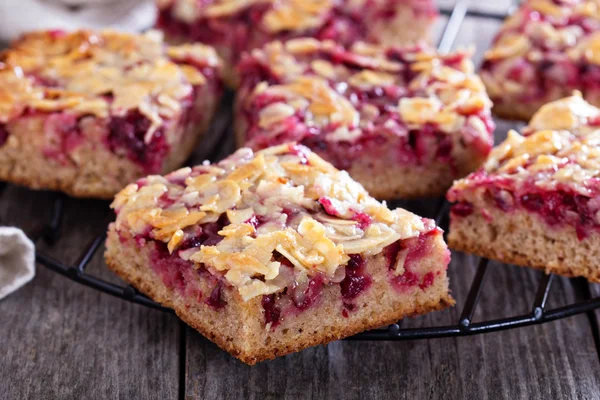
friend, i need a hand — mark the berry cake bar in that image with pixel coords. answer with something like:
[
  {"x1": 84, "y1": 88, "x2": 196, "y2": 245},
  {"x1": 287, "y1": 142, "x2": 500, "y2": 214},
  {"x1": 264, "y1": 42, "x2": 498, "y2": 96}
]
[
  {"x1": 481, "y1": 0, "x2": 600, "y2": 121},
  {"x1": 236, "y1": 39, "x2": 495, "y2": 200},
  {"x1": 0, "y1": 30, "x2": 222, "y2": 199},
  {"x1": 156, "y1": 0, "x2": 438, "y2": 85},
  {"x1": 105, "y1": 143, "x2": 453, "y2": 364},
  {"x1": 448, "y1": 94, "x2": 600, "y2": 282}
]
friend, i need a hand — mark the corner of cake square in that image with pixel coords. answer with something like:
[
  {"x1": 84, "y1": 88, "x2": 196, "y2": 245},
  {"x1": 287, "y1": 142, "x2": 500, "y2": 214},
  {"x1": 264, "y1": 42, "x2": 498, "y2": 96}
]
[
  {"x1": 155, "y1": 0, "x2": 438, "y2": 85},
  {"x1": 448, "y1": 93, "x2": 600, "y2": 282},
  {"x1": 235, "y1": 38, "x2": 495, "y2": 200},
  {"x1": 481, "y1": 0, "x2": 600, "y2": 120},
  {"x1": 105, "y1": 142, "x2": 454, "y2": 364},
  {"x1": 0, "y1": 29, "x2": 223, "y2": 198}
]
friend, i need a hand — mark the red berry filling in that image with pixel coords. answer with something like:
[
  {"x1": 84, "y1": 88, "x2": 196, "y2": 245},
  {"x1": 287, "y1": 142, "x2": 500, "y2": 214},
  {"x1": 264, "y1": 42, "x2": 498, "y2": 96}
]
[
  {"x1": 138, "y1": 216, "x2": 231, "y2": 310},
  {"x1": 352, "y1": 212, "x2": 372, "y2": 230},
  {"x1": 108, "y1": 111, "x2": 170, "y2": 174},
  {"x1": 319, "y1": 197, "x2": 340, "y2": 216},
  {"x1": 0, "y1": 124, "x2": 9, "y2": 147},
  {"x1": 341, "y1": 302, "x2": 356, "y2": 318},
  {"x1": 519, "y1": 190, "x2": 597, "y2": 240},
  {"x1": 206, "y1": 281, "x2": 227, "y2": 310},
  {"x1": 450, "y1": 202, "x2": 474, "y2": 217},
  {"x1": 262, "y1": 293, "x2": 282, "y2": 327},
  {"x1": 260, "y1": 261, "x2": 326, "y2": 329},
  {"x1": 147, "y1": 239, "x2": 209, "y2": 298},
  {"x1": 260, "y1": 254, "x2": 374, "y2": 327},
  {"x1": 448, "y1": 170, "x2": 600, "y2": 240},
  {"x1": 292, "y1": 275, "x2": 324, "y2": 310},
  {"x1": 38, "y1": 113, "x2": 84, "y2": 164},
  {"x1": 385, "y1": 228, "x2": 440, "y2": 292},
  {"x1": 419, "y1": 272, "x2": 435, "y2": 290},
  {"x1": 340, "y1": 254, "x2": 371, "y2": 300}
]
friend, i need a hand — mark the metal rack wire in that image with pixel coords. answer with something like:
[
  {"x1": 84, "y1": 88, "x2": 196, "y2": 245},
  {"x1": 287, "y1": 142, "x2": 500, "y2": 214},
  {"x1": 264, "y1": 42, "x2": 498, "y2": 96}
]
[{"x1": 28, "y1": 1, "x2": 600, "y2": 340}]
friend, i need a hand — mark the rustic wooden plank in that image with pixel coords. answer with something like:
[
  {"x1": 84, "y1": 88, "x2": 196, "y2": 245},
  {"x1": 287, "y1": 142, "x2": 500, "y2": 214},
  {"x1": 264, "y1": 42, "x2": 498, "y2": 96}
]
[{"x1": 0, "y1": 191, "x2": 182, "y2": 399}]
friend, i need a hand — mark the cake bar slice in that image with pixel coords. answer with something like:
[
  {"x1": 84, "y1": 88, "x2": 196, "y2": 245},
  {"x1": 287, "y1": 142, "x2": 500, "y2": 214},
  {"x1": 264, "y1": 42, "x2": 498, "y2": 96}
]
[
  {"x1": 481, "y1": 0, "x2": 600, "y2": 120},
  {"x1": 236, "y1": 39, "x2": 495, "y2": 200},
  {"x1": 156, "y1": 0, "x2": 438, "y2": 85},
  {"x1": 0, "y1": 30, "x2": 222, "y2": 198},
  {"x1": 448, "y1": 94, "x2": 600, "y2": 281},
  {"x1": 105, "y1": 143, "x2": 454, "y2": 364}
]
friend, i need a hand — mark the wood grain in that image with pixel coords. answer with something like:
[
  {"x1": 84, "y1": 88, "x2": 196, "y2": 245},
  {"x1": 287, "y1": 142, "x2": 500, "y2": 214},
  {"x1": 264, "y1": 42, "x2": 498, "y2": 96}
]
[
  {"x1": 0, "y1": 192, "x2": 181, "y2": 400},
  {"x1": 2, "y1": 2, "x2": 600, "y2": 400}
]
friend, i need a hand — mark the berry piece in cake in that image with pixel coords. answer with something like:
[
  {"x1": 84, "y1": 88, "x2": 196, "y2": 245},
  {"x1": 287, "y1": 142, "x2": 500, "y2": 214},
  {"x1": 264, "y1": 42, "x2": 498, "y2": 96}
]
[
  {"x1": 155, "y1": 0, "x2": 438, "y2": 85},
  {"x1": 448, "y1": 93, "x2": 600, "y2": 282},
  {"x1": 105, "y1": 143, "x2": 453, "y2": 364},
  {"x1": 236, "y1": 39, "x2": 495, "y2": 200},
  {"x1": 0, "y1": 30, "x2": 222, "y2": 199},
  {"x1": 481, "y1": 0, "x2": 600, "y2": 120}
]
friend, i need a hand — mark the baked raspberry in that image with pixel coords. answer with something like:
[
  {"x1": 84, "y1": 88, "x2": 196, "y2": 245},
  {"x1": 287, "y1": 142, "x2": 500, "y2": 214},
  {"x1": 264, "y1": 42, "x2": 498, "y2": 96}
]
[
  {"x1": 155, "y1": 0, "x2": 438, "y2": 86},
  {"x1": 105, "y1": 143, "x2": 453, "y2": 365},
  {"x1": 236, "y1": 39, "x2": 495, "y2": 200},
  {"x1": 481, "y1": 0, "x2": 600, "y2": 120},
  {"x1": 448, "y1": 94, "x2": 600, "y2": 282},
  {"x1": 0, "y1": 30, "x2": 222, "y2": 198}
]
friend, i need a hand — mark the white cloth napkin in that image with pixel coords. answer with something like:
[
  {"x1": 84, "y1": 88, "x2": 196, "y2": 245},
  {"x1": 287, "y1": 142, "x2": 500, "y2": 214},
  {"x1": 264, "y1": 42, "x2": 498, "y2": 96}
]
[
  {"x1": 0, "y1": 0, "x2": 156, "y2": 42},
  {"x1": 0, "y1": 227, "x2": 35, "y2": 300}
]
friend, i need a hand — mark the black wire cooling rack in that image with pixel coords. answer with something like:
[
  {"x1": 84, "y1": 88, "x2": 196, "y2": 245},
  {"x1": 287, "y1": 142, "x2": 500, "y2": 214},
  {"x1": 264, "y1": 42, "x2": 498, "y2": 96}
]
[{"x1": 26, "y1": 1, "x2": 600, "y2": 341}]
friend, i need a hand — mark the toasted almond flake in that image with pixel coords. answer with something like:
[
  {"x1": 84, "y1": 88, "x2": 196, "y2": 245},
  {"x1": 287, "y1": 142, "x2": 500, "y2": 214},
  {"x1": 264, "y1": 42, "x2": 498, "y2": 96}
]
[
  {"x1": 311, "y1": 60, "x2": 337, "y2": 79},
  {"x1": 398, "y1": 97, "x2": 443, "y2": 126},
  {"x1": 258, "y1": 102, "x2": 296, "y2": 128},
  {"x1": 347, "y1": 70, "x2": 396, "y2": 88},
  {"x1": 530, "y1": 0, "x2": 567, "y2": 17},
  {"x1": 267, "y1": 76, "x2": 359, "y2": 128},
  {"x1": 484, "y1": 35, "x2": 530, "y2": 60},
  {"x1": 285, "y1": 38, "x2": 322, "y2": 54},
  {"x1": 168, "y1": 229, "x2": 185, "y2": 253},
  {"x1": 262, "y1": 0, "x2": 332, "y2": 33}
]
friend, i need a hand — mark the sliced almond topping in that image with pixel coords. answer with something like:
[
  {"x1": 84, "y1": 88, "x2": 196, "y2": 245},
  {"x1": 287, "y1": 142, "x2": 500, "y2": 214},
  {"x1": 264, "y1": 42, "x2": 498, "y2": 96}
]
[
  {"x1": 262, "y1": 0, "x2": 332, "y2": 33},
  {"x1": 167, "y1": 229, "x2": 185, "y2": 253},
  {"x1": 484, "y1": 34, "x2": 530, "y2": 61},
  {"x1": 0, "y1": 30, "x2": 221, "y2": 141},
  {"x1": 258, "y1": 102, "x2": 296, "y2": 128},
  {"x1": 269, "y1": 76, "x2": 359, "y2": 128},
  {"x1": 462, "y1": 95, "x2": 600, "y2": 199},
  {"x1": 112, "y1": 124, "x2": 437, "y2": 300},
  {"x1": 347, "y1": 70, "x2": 396, "y2": 88},
  {"x1": 398, "y1": 97, "x2": 443, "y2": 126}
]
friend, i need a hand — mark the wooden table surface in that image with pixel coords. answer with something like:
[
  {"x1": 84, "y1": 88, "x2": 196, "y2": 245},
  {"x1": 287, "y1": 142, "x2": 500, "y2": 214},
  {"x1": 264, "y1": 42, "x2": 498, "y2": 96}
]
[{"x1": 2, "y1": 2, "x2": 600, "y2": 399}]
